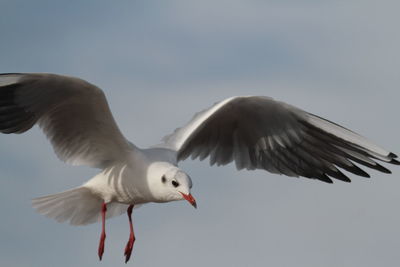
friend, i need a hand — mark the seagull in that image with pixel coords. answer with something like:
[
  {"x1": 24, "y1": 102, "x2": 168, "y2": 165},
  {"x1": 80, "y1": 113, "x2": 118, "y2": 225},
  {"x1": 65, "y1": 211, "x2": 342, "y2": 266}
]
[{"x1": 0, "y1": 73, "x2": 398, "y2": 262}]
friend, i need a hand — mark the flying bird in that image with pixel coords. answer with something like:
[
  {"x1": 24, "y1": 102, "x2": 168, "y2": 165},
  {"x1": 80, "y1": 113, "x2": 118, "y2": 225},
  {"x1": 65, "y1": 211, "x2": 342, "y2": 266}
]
[{"x1": 0, "y1": 73, "x2": 398, "y2": 262}]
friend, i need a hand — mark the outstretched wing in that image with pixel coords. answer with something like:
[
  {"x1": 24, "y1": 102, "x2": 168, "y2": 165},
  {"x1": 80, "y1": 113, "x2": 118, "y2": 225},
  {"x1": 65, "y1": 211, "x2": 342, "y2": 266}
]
[
  {"x1": 0, "y1": 73, "x2": 132, "y2": 168},
  {"x1": 160, "y1": 96, "x2": 399, "y2": 183}
]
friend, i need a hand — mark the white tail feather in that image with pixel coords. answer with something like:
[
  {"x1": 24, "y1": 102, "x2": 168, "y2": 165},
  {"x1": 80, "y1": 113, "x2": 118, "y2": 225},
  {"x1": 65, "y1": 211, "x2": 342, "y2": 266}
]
[{"x1": 32, "y1": 187, "x2": 128, "y2": 226}]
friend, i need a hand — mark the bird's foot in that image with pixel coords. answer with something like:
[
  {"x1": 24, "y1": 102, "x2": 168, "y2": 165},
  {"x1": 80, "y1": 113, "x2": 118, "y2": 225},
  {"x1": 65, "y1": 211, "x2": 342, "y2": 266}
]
[
  {"x1": 98, "y1": 232, "x2": 106, "y2": 261},
  {"x1": 98, "y1": 202, "x2": 107, "y2": 261},
  {"x1": 124, "y1": 232, "x2": 135, "y2": 263}
]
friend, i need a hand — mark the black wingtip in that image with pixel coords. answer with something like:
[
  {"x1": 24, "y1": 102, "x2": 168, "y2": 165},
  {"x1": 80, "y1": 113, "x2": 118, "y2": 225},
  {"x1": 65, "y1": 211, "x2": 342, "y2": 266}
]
[
  {"x1": 321, "y1": 179, "x2": 334, "y2": 184},
  {"x1": 372, "y1": 163, "x2": 392, "y2": 173},
  {"x1": 347, "y1": 165, "x2": 371, "y2": 178},
  {"x1": 317, "y1": 173, "x2": 333, "y2": 184},
  {"x1": 329, "y1": 170, "x2": 352, "y2": 183},
  {"x1": 389, "y1": 159, "x2": 400, "y2": 165},
  {"x1": 389, "y1": 152, "x2": 398, "y2": 159}
]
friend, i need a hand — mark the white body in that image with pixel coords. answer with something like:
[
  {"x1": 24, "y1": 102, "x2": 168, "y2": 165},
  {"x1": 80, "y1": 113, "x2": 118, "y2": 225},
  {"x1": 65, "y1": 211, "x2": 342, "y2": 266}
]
[{"x1": 84, "y1": 148, "x2": 179, "y2": 205}]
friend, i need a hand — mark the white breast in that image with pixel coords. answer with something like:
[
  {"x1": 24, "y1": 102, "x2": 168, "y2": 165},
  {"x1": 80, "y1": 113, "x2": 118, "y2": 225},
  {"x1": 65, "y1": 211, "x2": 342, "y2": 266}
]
[{"x1": 83, "y1": 151, "x2": 155, "y2": 205}]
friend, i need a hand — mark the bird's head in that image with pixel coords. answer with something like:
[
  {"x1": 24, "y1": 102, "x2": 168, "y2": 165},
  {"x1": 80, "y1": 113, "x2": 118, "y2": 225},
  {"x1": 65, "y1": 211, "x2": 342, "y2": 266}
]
[{"x1": 147, "y1": 162, "x2": 196, "y2": 208}]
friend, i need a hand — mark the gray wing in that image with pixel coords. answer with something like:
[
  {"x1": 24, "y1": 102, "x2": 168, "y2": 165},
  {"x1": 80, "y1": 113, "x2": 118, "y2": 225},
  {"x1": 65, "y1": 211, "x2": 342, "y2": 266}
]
[
  {"x1": 160, "y1": 96, "x2": 399, "y2": 183},
  {"x1": 0, "y1": 73, "x2": 132, "y2": 168}
]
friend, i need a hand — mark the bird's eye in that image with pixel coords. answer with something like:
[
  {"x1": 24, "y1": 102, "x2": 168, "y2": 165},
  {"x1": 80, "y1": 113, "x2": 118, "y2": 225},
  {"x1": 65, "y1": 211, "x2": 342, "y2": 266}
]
[
  {"x1": 171, "y1": 180, "x2": 179, "y2": 188},
  {"x1": 161, "y1": 175, "x2": 167, "y2": 183}
]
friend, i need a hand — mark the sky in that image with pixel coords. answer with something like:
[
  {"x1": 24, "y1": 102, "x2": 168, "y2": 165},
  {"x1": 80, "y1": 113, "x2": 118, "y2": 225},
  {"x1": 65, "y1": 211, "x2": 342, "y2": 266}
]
[{"x1": 1, "y1": 1, "x2": 400, "y2": 266}]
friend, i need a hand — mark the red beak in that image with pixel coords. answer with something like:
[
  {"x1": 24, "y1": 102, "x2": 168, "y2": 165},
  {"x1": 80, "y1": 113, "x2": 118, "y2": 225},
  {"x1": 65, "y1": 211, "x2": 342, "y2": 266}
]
[{"x1": 180, "y1": 192, "x2": 197, "y2": 209}]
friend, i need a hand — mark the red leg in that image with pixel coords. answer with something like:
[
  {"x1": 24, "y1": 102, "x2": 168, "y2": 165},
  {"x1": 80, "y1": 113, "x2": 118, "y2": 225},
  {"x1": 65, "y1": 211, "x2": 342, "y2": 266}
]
[
  {"x1": 124, "y1": 204, "x2": 135, "y2": 263},
  {"x1": 98, "y1": 202, "x2": 107, "y2": 261}
]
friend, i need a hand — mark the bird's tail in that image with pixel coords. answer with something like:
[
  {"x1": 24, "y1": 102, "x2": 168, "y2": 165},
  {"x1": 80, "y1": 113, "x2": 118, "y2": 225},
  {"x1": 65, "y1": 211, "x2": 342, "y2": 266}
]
[{"x1": 32, "y1": 187, "x2": 128, "y2": 226}]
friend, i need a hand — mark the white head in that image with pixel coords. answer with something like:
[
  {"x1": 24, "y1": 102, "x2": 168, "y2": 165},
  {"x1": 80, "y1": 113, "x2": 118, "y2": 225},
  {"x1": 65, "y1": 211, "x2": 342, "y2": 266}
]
[{"x1": 147, "y1": 162, "x2": 196, "y2": 208}]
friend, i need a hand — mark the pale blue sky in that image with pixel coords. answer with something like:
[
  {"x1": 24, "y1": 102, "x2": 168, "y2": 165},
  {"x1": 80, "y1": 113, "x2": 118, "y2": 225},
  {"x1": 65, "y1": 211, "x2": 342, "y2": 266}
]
[{"x1": 1, "y1": 1, "x2": 400, "y2": 266}]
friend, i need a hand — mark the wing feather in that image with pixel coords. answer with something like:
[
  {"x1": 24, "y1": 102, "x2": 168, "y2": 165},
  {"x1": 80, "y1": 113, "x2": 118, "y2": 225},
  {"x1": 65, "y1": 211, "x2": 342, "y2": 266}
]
[
  {"x1": 159, "y1": 96, "x2": 398, "y2": 183},
  {"x1": 0, "y1": 73, "x2": 132, "y2": 168}
]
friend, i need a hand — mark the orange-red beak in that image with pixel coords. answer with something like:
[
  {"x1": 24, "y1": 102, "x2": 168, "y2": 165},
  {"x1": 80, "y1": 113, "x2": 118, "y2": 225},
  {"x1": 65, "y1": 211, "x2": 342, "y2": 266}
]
[{"x1": 180, "y1": 192, "x2": 197, "y2": 209}]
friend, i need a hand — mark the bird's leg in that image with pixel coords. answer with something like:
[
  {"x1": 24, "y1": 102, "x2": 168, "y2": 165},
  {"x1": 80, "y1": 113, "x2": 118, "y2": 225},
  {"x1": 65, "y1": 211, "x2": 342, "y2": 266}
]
[
  {"x1": 124, "y1": 204, "x2": 135, "y2": 263},
  {"x1": 98, "y1": 202, "x2": 107, "y2": 261}
]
